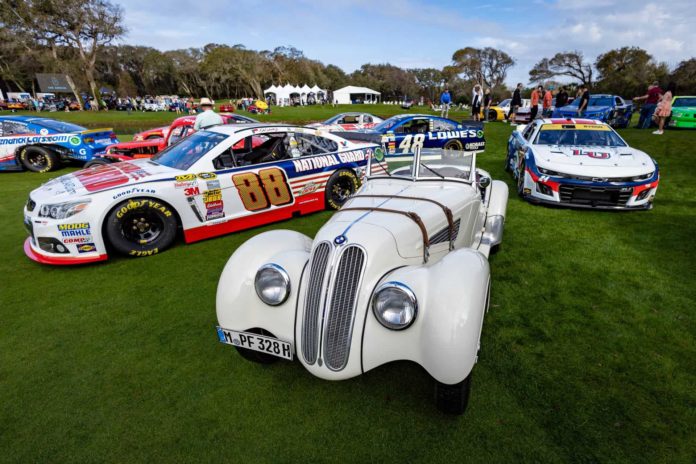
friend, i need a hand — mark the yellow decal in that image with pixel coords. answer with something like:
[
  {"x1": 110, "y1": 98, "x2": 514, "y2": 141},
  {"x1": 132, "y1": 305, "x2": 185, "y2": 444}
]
[
  {"x1": 540, "y1": 124, "x2": 611, "y2": 131},
  {"x1": 175, "y1": 174, "x2": 196, "y2": 182}
]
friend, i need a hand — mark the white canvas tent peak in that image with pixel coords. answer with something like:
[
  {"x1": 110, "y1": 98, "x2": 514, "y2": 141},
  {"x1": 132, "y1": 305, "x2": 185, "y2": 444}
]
[
  {"x1": 332, "y1": 85, "x2": 380, "y2": 104},
  {"x1": 263, "y1": 83, "x2": 327, "y2": 106}
]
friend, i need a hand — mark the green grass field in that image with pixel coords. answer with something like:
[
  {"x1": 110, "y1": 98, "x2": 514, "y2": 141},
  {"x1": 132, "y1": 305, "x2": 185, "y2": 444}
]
[{"x1": 0, "y1": 107, "x2": 694, "y2": 463}]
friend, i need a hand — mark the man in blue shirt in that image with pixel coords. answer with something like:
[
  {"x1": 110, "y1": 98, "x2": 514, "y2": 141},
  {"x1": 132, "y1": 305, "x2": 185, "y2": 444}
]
[
  {"x1": 440, "y1": 88, "x2": 451, "y2": 118},
  {"x1": 194, "y1": 98, "x2": 223, "y2": 130}
]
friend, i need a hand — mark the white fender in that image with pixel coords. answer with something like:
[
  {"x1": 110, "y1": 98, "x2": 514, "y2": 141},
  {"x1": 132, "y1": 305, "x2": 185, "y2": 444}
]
[
  {"x1": 362, "y1": 248, "x2": 490, "y2": 385},
  {"x1": 216, "y1": 230, "x2": 312, "y2": 343},
  {"x1": 481, "y1": 180, "x2": 508, "y2": 254}
]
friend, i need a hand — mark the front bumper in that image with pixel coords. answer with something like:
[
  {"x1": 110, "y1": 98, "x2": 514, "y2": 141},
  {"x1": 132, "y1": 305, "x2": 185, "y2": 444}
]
[
  {"x1": 668, "y1": 118, "x2": 696, "y2": 129},
  {"x1": 24, "y1": 237, "x2": 108, "y2": 265}
]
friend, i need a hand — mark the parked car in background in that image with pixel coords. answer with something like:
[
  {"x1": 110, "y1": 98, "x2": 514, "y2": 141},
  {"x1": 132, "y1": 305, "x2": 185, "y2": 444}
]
[
  {"x1": 506, "y1": 118, "x2": 658, "y2": 209},
  {"x1": 23, "y1": 124, "x2": 375, "y2": 265},
  {"x1": 219, "y1": 102, "x2": 236, "y2": 112},
  {"x1": 552, "y1": 94, "x2": 633, "y2": 128},
  {"x1": 215, "y1": 146, "x2": 508, "y2": 414},
  {"x1": 87, "y1": 113, "x2": 258, "y2": 167},
  {"x1": 667, "y1": 96, "x2": 696, "y2": 129},
  {"x1": 133, "y1": 125, "x2": 170, "y2": 141},
  {"x1": 306, "y1": 112, "x2": 384, "y2": 131},
  {"x1": 0, "y1": 116, "x2": 118, "y2": 172},
  {"x1": 6, "y1": 99, "x2": 28, "y2": 111}
]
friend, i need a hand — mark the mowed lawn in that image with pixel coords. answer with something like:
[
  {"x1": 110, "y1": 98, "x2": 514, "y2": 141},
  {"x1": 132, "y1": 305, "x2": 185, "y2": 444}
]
[{"x1": 0, "y1": 107, "x2": 694, "y2": 463}]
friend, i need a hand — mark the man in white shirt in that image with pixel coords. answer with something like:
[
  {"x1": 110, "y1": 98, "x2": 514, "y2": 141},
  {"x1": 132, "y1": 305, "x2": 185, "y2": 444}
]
[{"x1": 193, "y1": 98, "x2": 223, "y2": 130}]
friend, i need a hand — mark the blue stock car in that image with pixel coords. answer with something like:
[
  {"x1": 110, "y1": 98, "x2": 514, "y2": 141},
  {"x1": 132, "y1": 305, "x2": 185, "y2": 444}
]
[
  {"x1": 336, "y1": 114, "x2": 485, "y2": 158},
  {"x1": 0, "y1": 116, "x2": 118, "y2": 172},
  {"x1": 552, "y1": 94, "x2": 633, "y2": 128}
]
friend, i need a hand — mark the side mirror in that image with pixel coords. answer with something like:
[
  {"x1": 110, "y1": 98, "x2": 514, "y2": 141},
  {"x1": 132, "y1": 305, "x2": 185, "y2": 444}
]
[{"x1": 477, "y1": 176, "x2": 491, "y2": 190}]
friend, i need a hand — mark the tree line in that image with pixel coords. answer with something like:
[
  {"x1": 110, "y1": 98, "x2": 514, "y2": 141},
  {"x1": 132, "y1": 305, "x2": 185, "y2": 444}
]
[{"x1": 1, "y1": 0, "x2": 694, "y2": 109}]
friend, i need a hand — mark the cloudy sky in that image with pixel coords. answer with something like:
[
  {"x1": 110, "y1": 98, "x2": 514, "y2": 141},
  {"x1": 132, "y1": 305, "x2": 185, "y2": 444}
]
[{"x1": 118, "y1": 0, "x2": 694, "y2": 86}]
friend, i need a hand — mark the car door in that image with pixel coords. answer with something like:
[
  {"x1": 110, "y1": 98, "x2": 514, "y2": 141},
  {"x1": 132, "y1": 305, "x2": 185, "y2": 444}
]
[{"x1": 390, "y1": 117, "x2": 430, "y2": 153}]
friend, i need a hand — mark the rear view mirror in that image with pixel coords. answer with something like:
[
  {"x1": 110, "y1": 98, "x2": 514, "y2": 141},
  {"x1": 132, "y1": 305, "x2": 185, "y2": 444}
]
[{"x1": 477, "y1": 176, "x2": 491, "y2": 189}]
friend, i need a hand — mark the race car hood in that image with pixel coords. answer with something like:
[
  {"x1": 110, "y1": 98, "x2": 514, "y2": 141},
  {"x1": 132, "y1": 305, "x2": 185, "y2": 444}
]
[
  {"x1": 532, "y1": 145, "x2": 655, "y2": 177},
  {"x1": 31, "y1": 159, "x2": 177, "y2": 202}
]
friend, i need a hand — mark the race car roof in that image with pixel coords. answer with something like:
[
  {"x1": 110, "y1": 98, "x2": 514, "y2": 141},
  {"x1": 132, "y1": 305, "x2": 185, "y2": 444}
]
[
  {"x1": 541, "y1": 118, "x2": 603, "y2": 125},
  {"x1": 205, "y1": 123, "x2": 305, "y2": 135}
]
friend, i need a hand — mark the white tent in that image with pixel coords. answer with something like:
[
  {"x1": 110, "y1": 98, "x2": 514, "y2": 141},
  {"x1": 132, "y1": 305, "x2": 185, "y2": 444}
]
[
  {"x1": 333, "y1": 86, "x2": 381, "y2": 104},
  {"x1": 263, "y1": 83, "x2": 328, "y2": 106}
]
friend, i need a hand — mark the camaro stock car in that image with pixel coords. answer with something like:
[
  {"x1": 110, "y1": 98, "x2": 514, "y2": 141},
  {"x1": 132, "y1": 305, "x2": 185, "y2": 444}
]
[
  {"x1": 23, "y1": 124, "x2": 376, "y2": 265},
  {"x1": 553, "y1": 94, "x2": 634, "y2": 128},
  {"x1": 132, "y1": 125, "x2": 170, "y2": 141},
  {"x1": 215, "y1": 146, "x2": 509, "y2": 414},
  {"x1": 88, "y1": 113, "x2": 259, "y2": 167},
  {"x1": 337, "y1": 114, "x2": 485, "y2": 157},
  {"x1": 506, "y1": 118, "x2": 659, "y2": 209},
  {"x1": 306, "y1": 112, "x2": 384, "y2": 131},
  {"x1": 0, "y1": 116, "x2": 118, "y2": 172},
  {"x1": 668, "y1": 96, "x2": 696, "y2": 129}
]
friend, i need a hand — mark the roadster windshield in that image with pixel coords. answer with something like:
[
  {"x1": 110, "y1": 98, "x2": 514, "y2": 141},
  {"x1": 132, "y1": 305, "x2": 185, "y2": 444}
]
[
  {"x1": 535, "y1": 125, "x2": 626, "y2": 147},
  {"x1": 369, "y1": 148, "x2": 473, "y2": 182},
  {"x1": 152, "y1": 130, "x2": 228, "y2": 170}
]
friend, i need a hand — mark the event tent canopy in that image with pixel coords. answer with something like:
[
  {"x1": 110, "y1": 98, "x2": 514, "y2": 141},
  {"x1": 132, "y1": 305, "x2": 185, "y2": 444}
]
[
  {"x1": 263, "y1": 84, "x2": 327, "y2": 106},
  {"x1": 332, "y1": 86, "x2": 381, "y2": 104}
]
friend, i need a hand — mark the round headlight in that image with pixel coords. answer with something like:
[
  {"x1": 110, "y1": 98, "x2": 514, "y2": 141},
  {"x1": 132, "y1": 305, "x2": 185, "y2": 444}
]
[
  {"x1": 254, "y1": 264, "x2": 290, "y2": 306},
  {"x1": 372, "y1": 281, "x2": 418, "y2": 330}
]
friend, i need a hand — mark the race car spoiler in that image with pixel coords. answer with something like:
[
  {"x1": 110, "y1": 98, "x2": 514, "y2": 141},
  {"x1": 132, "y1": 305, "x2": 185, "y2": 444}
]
[{"x1": 81, "y1": 128, "x2": 114, "y2": 134}]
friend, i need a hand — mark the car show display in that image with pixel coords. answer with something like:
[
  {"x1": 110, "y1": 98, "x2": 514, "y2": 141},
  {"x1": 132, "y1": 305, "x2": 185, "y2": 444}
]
[
  {"x1": 86, "y1": 113, "x2": 258, "y2": 167},
  {"x1": 215, "y1": 146, "x2": 509, "y2": 414},
  {"x1": 507, "y1": 118, "x2": 659, "y2": 209},
  {"x1": 0, "y1": 115, "x2": 118, "y2": 172},
  {"x1": 23, "y1": 124, "x2": 375, "y2": 265},
  {"x1": 552, "y1": 94, "x2": 634, "y2": 128},
  {"x1": 668, "y1": 96, "x2": 696, "y2": 129},
  {"x1": 337, "y1": 114, "x2": 486, "y2": 157}
]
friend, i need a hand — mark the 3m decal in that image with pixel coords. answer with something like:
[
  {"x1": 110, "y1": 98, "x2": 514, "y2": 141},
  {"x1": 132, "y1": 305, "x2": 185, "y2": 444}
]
[{"x1": 232, "y1": 167, "x2": 292, "y2": 211}]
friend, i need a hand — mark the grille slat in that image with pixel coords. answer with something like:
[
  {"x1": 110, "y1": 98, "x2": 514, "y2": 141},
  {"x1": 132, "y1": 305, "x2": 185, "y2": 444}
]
[
  {"x1": 559, "y1": 185, "x2": 631, "y2": 206},
  {"x1": 324, "y1": 246, "x2": 365, "y2": 371},
  {"x1": 301, "y1": 242, "x2": 331, "y2": 364}
]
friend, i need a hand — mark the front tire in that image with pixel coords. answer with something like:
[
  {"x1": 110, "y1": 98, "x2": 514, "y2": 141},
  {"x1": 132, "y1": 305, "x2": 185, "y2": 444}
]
[
  {"x1": 435, "y1": 373, "x2": 472, "y2": 415},
  {"x1": 325, "y1": 169, "x2": 359, "y2": 210},
  {"x1": 517, "y1": 161, "x2": 527, "y2": 197},
  {"x1": 20, "y1": 146, "x2": 59, "y2": 172},
  {"x1": 105, "y1": 197, "x2": 178, "y2": 258},
  {"x1": 444, "y1": 139, "x2": 463, "y2": 151},
  {"x1": 488, "y1": 109, "x2": 498, "y2": 121}
]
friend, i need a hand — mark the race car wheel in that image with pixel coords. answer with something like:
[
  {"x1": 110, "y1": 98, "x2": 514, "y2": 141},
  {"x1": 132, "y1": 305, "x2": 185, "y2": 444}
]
[
  {"x1": 84, "y1": 158, "x2": 112, "y2": 169},
  {"x1": 517, "y1": 161, "x2": 527, "y2": 197},
  {"x1": 325, "y1": 169, "x2": 359, "y2": 210},
  {"x1": 488, "y1": 109, "x2": 498, "y2": 121},
  {"x1": 435, "y1": 373, "x2": 472, "y2": 415},
  {"x1": 444, "y1": 140, "x2": 463, "y2": 151},
  {"x1": 20, "y1": 146, "x2": 59, "y2": 172},
  {"x1": 234, "y1": 328, "x2": 280, "y2": 364},
  {"x1": 105, "y1": 197, "x2": 178, "y2": 258}
]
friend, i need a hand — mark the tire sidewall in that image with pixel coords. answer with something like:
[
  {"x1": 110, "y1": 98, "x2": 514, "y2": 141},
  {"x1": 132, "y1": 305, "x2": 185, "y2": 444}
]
[
  {"x1": 20, "y1": 146, "x2": 57, "y2": 172},
  {"x1": 325, "y1": 169, "x2": 359, "y2": 210},
  {"x1": 105, "y1": 197, "x2": 178, "y2": 257},
  {"x1": 444, "y1": 140, "x2": 463, "y2": 150}
]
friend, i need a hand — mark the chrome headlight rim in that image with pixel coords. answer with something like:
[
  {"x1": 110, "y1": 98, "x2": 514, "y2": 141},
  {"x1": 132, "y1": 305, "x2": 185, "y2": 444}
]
[
  {"x1": 372, "y1": 281, "x2": 418, "y2": 331},
  {"x1": 38, "y1": 199, "x2": 91, "y2": 220},
  {"x1": 254, "y1": 263, "x2": 291, "y2": 306}
]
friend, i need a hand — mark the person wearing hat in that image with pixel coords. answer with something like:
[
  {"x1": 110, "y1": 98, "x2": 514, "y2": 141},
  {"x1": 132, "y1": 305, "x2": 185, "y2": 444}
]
[{"x1": 194, "y1": 98, "x2": 223, "y2": 130}]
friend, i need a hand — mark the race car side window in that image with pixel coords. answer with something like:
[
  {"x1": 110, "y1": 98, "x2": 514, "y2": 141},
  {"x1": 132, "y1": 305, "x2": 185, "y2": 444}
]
[
  {"x1": 615, "y1": 97, "x2": 622, "y2": 105},
  {"x1": 292, "y1": 133, "x2": 338, "y2": 156},
  {"x1": 364, "y1": 115, "x2": 373, "y2": 123},
  {"x1": 432, "y1": 119, "x2": 457, "y2": 131},
  {"x1": 3, "y1": 121, "x2": 33, "y2": 135},
  {"x1": 397, "y1": 119, "x2": 429, "y2": 134},
  {"x1": 522, "y1": 124, "x2": 536, "y2": 141}
]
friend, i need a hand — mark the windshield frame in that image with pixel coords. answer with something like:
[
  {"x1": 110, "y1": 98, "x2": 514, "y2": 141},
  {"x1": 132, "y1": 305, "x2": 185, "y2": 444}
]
[
  {"x1": 533, "y1": 123, "x2": 628, "y2": 147},
  {"x1": 151, "y1": 129, "x2": 230, "y2": 171},
  {"x1": 367, "y1": 147, "x2": 475, "y2": 184}
]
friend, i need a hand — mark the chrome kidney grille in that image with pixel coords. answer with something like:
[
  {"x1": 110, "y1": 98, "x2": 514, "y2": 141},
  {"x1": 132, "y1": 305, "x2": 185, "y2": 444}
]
[{"x1": 301, "y1": 242, "x2": 366, "y2": 370}]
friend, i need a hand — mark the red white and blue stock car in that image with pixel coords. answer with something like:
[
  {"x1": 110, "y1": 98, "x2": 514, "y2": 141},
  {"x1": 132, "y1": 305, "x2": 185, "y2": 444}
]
[
  {"x1": 506, "y1": 119, "x2": 659, "y2": 209},
  {"x1": 23, "y1": 124, "x2": 375, "y2": 265}
]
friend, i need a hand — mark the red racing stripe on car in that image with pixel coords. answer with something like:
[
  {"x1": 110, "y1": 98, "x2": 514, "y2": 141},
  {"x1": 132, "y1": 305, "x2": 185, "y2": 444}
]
[{"x1": 289, "y1": 172, "x2": 333, "y2": 184}]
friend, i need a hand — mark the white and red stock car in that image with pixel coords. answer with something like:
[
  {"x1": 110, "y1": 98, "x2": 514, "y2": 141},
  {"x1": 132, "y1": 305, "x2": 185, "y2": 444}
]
[
  {"x1": 307, "y1": 112, "x2": 384, "y2": 132},
  {"x1": 23, "y1": 124, "x2": 376, "y2": 265},
  {"x1": 507, "y1": 118, "x2": 659, "y2": 209}
]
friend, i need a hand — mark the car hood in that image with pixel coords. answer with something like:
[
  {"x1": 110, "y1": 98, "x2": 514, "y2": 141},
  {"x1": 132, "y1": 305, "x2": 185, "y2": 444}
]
[
  {"x1": 31, "y1": 159, "x2": 178, "y2": 202},
  {"x1": 322, "y1": 178, "x2": 477, "y2": 259},
  {"x1": 532, "y1": 145, "x2": 655, "y2": 177}
]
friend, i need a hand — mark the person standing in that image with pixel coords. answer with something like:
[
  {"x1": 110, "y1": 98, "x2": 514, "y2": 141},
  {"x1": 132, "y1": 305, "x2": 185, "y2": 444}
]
[
  {"x1": 483, "y1": 88, "x2": 492, "y2": 122},
  {"x1": 577, "y1": 85, "x2": 590, "y2": 117},
  {"x1": 508, "y1": 83, "x2": 523, "y2": 125},
  {"x1": 652, "y1": 82, "x2": 675, "y2": 135},
  {"x1": 530, "y1": 85, "x2": 541, "y2": 121},
  {"x1": 471, "y1": 85, "x2": 483, "y2": 121},
  {"x1": 633, "y1": 81, "x2": 663, "y2": 129},
  {"x1": 556, "y1": 86, "x2": 569, "y2": 109},
  {"x1": 440, "y1": 87, "x2": 451, "y2": 118},
  {"x1": 542, "y1": 86, "x2": 553, "y2": 117},
  {"x1": 193, "y1": 98, "x2": 223, "y2": 130}
]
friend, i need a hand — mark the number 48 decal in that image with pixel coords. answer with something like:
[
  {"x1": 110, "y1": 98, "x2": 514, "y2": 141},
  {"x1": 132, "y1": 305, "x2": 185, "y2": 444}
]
[
  {"x1": 232, "y1": 167, "x2": 293, "y2": 211},
  {"x1": 398, "y1": 134, "x2": 425, "y2": 152}
]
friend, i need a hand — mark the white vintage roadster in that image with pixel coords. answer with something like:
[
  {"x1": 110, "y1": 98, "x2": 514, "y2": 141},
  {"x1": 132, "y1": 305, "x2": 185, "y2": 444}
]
[{"x1": 215, "y1": 147, "x2": 509, "y2": 414}]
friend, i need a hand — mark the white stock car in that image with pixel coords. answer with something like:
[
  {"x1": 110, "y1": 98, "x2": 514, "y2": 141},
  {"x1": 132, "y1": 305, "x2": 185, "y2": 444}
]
[
  {"x1": 506, "y1": 118, "x2": 659, "y2": 209},
  {"x1": 23, "y1": 124, "x2": 375, "y2": 265},
  {"x1": 306, "y1": 112, "x2": 384, "y2": 132},
  {"x1": 215, "y1": 147, "x2": 509, "y2": 414}
]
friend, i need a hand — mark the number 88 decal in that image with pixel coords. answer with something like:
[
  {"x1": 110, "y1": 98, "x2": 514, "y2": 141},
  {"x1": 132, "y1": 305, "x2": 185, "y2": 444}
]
[{"x1": 232, "y1": 167, "x2": 293, "y2": 211}]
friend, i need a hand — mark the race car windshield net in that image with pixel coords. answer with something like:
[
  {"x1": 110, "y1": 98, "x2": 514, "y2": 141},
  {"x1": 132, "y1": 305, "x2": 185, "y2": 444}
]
[
  {"x1": 535, "y1": 129, "x2": 627, "y2": 147},
  {"x1": 152, "y1": 131, "x2": 228, "y2": 170},
  {"x1": 35, "y1": 119, "x2": 86, "y2": 133},
  {"x1": 567, "y1": 97, "x2": 614, "y2": 107},
  {"x1": 373, "y1": 117, "x2": 404, "y2": 132},
  {"x1": 673, "y1": 97, "x2": 696, "y2": 107},
  {"x1": 368, "y1": 148, "x2": 473, "y2": 182}
]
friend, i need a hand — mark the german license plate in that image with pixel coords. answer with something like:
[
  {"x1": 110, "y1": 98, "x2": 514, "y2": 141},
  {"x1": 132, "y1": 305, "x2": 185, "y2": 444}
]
[{"x1": 216, "y1": 327, "x2": 293, "y2": 361}]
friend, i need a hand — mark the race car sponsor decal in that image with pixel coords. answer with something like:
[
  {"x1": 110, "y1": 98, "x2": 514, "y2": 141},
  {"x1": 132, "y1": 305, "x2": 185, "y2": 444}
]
[
  {"x1": 175, "y1": 174, "x2": 197, "y2": 182},
  {"x1": 572, "y1": 149, "x2": 610, "y2": 159},
  {"x1": 115, "y1": 199, "x2": 172, "y2": 219},
  {"x1": 63, "y1": 236, "x2": 93, "y2": 244},
  {"x1": 299, "y1": 182, "x2": 319, "y2": 195},
  {"x1": 465, "y1": 141, "x2": 486, "y2": 150},
  {"x1": 291, "y1": 151, "x2": 364, "y2": 173},
  {"x1": 426, "y1": 129, "x2": 481, "y2": 140},
  {"x1": 206, "y1": 180, "x2": 221, "y2": 190},
  {"x1": 203, "y1": 188, "x2": 224, "y2": 220},
  {"x1": 112, "y1": 187, "x2": 157, "y2": 200},
  {"x1": 540, "y1": 124, "x2": 611, "y2": 131},
  {"x1": 252, "y1": 127, "x2": 290, "y2": 134},
  {"x1": 0, "y1": 134, "x2": 70, "y2": 145},
  {"x1": 174, "y1": 179, "x2": 197, "y2": 189},
  {"x1": 57, "y1": 222, "x2": 91, "y2": 238},
  {"x1": 77, "y1": 243, "x2": 97, "y2": 253},
  {"x1": 197, "y1": 172, "x2": 217, "y2": 180},
  {"x1": 74, "y1": 162, "x2": 152, "y2": 192},
  {"x1": 183, "y1": 186, "x2": 200, "y2": 197}
]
